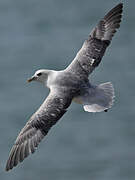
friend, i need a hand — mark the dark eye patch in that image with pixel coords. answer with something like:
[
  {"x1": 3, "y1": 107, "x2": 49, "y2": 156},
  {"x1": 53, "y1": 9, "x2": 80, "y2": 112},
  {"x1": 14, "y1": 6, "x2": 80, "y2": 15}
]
[{"x1": 37, "y1": 72, "x2": 42, "y2": 76}]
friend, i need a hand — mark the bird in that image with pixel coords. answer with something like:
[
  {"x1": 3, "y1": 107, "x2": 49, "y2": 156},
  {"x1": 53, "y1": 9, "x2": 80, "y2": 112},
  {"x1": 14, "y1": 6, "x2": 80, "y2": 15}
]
[{"x1": 6, "y1": 3, "x2": 123, "y2": 171}]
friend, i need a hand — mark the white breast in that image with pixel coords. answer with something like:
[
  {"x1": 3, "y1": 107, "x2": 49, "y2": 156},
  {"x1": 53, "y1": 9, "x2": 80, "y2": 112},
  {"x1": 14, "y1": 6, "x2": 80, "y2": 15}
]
[{"x1": 46, "y1": 70, "x2": 60, "y2": 88}]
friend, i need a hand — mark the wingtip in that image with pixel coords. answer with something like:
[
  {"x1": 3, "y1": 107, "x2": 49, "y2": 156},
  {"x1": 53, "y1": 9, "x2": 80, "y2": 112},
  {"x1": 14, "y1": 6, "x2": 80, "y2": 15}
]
[
  {"x1": 103, "y1": 3, "x2": 123, "y2": 41},
  {"x1": 90, "y1": 2, "x2": 123, "y2": 41},
  {"x1": 116, "y1": 3, "x2": 123, "y2": 11},
  {"x1": 115, "y1": 3, "x2": 123, "y2": 8},
  {"x1": 119, "y1": 2, "x2": 123, "y2": 6},
  {"x1": 119, "y1": 3, "x2": 123, "y2": 10},
  {"x1": 5, "y1": 167, "x2": 11, "y2": 172},
  {"x1": 118, "y1": 2, "x2": 123, "y2": 5},
  {"x1": 5, "y1": 162, "x2": 12, "y2": 172},
  {"x1": 5, "y1": 166, "x2": 9, "y2": 172}
]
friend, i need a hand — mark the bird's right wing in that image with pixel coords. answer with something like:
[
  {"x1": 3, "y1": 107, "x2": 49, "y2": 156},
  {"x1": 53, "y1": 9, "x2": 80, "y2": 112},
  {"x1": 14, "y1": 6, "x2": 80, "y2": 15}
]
[
  {"x1": 67, "y1": 3, "x2": 123, "y2": 76},
  {"x1": 6, "y1": 89, "x2": 73, "y2": 171}
]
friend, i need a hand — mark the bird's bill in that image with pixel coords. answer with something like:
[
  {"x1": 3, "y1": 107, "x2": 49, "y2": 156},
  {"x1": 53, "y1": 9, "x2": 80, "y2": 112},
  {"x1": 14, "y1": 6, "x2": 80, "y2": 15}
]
[{"x1": 27, "y1": 76, "x2": 36, "y2": 82}]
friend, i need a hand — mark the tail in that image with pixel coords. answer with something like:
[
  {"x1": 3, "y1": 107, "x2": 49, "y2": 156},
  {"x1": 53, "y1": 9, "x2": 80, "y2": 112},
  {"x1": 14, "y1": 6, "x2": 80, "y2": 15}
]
[
  {"x1": 82, "y1": 82, "x2": 115, "y2": 112},
  {"x1": 91, "y1": 3, "x2": 123, "y2": 41}
]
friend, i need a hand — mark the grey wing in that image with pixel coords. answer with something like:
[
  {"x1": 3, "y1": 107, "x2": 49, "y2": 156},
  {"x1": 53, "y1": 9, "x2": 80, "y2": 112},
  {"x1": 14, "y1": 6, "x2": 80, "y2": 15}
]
[
  {"x1": 6, "y1": 90, "x2": 73, "y2": 171},
  {"x1": 67, "y1": 3, "x2": 123, "y2": 75}
]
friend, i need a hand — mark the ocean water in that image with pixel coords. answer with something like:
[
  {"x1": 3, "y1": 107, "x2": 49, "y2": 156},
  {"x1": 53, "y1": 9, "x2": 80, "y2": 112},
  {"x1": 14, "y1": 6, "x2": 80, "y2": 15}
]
[{"x1": 0, "y1": 1, "x2": 135, "y2": 180}]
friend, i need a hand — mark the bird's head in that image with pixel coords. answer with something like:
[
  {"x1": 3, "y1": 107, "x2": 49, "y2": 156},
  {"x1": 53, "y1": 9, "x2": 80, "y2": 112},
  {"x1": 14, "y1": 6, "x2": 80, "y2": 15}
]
[{"x1": 27, "y1": 69, "x2": 50, "y2": 84}]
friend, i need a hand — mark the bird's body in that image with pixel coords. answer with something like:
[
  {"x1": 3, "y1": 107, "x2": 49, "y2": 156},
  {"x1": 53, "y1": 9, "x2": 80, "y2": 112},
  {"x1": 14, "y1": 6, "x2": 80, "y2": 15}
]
[{"x1": 6, "y1": 3, "x2": 123, "y2": 171}]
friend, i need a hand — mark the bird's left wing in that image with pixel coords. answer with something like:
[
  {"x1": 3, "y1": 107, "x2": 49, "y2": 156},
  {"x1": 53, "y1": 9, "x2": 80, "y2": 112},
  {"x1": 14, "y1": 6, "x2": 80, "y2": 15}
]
[
  {"x1": 6, "y1": 89, "x2": 73, "y2": 171},
  {"x1": 67, "y1": 3, "x2": 123, "y2": 76}
]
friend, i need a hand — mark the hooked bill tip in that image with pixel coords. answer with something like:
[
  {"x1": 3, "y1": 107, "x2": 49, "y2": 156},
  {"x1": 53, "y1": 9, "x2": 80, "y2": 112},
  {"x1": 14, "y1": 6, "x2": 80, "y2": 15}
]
[
  {"x1": 27, "y1": 79, "x2": 32, "y2": 83},
  {"x1": 27, "y1": 76, "x2": 35, "y2": 82}
]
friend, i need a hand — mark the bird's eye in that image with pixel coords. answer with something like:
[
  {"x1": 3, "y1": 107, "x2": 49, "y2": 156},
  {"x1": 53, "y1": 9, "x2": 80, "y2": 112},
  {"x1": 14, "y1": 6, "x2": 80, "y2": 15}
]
[{"x1": 37, "y1": 72, "x2": 42, "y2": 76}]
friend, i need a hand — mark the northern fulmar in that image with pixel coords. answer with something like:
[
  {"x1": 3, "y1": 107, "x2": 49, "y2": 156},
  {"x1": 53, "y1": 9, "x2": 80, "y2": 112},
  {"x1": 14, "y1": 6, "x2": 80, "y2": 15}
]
[{"x1": 6, "y1": 3, "x2": 123, "y2": 171}]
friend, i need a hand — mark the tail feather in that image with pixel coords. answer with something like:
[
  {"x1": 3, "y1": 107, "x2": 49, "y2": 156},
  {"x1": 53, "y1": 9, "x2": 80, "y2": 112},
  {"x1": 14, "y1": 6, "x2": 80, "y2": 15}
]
[{"x1": 82, "y1": 82, "x2": 115, "y2": 112}]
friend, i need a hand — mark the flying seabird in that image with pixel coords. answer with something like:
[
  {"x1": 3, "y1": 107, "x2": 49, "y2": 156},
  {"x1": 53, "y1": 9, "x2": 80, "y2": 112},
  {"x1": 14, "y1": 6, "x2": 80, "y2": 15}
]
[{"x1": 6, "y1": 3, "x2": 123, "y2": 171}]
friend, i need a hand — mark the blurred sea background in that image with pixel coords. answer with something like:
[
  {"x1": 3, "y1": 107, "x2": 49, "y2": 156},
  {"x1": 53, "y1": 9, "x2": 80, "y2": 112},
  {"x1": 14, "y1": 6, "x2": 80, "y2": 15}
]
[{"x1": 0, "y1": 0, "x2": 134, "y2": 180}]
